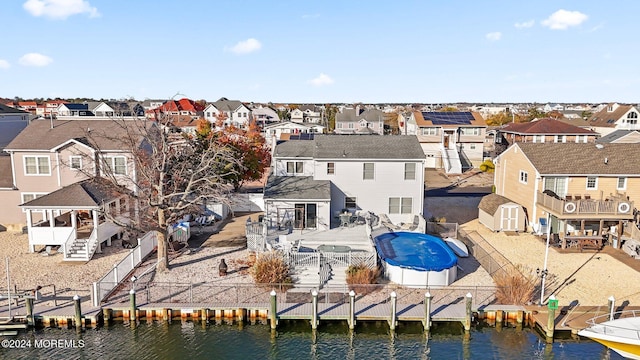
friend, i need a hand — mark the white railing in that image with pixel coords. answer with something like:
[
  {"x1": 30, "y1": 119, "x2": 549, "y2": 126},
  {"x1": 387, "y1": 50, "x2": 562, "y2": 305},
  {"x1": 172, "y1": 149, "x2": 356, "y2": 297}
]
[
  {"x1": 61, "y1": 228, "x2": 77, "y2": 260},
  {"x1": 440, "y1": 145, "x2": 451, "y2": 172},
  {"x1": 323, "y1": 252, "x2": 350, "y2": 268},
  {"x1": 91, "y1": 231, "x2": 158, "y2": 307},
  {"x1": 29, "y1": 227, "x2": 74, "y2": 248},
  {"x1": 583, "y1": 310, "x2": 640, "y2": 340},
  {"x1": 286, "y1": 252, "x2": 320, "y2": 268},
  {"x1": 349, "y1": 252, "x2": 377, "y2": 269},
  {"x1": 85, "y1": 228, "x2": 99, "y2": 260}
]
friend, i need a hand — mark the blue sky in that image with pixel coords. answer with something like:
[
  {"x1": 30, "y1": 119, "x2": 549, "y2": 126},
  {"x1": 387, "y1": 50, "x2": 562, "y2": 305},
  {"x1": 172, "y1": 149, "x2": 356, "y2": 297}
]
[{"x1": 1, "y1": 0, "x2": 638, "y2": 103}]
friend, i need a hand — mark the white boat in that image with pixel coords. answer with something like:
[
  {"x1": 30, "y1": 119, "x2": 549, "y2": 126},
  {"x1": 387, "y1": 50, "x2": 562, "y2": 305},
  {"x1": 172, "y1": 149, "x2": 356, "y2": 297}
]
[
  {"x1": 443, "y1": 237, "x2": 469, "y2": 258},
  {"x1": 578, "y1": 311, "x2": 640, "y2": 359}
]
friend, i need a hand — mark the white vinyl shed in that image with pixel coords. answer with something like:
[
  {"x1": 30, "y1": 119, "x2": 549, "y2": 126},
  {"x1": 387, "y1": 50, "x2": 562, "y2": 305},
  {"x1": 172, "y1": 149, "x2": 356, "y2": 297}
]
[{"x1": 478, "y1": 193, "x2": 526, "y2": 232}]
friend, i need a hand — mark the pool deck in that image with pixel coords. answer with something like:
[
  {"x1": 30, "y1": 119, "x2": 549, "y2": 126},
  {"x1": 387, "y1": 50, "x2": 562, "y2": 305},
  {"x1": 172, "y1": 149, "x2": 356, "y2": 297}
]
[{"x1": 284, "y1": 224, "x2": 375, "y2": 253}]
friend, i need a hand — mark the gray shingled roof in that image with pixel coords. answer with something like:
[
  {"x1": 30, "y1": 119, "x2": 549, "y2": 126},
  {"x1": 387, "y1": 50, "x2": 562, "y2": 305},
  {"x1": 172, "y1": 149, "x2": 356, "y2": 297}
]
[
  {"x1": 274, "y1": 135, "x2": 424, "y2": 160},
  {"x1": 20, "y1": 179, "x2": 123, "y2": 209},
  {"x1": 336, "y1": 108, "x2": 384, "y2": 123},
  {"x1": 517, "y1": 143, "x2": 640, "y2": 175},
  {"x1": 478, "y1": 193, "x2": 516, "y2": 214},
  {"x1": 211, "y1": 98, "x2": 245, "y2": 112},
  {"x1": 596, "y1": 130, "x2": 640, "y2": 143},
  {"x1": 0, "y1": 156, "x2": 13, "y2": 188},
  {"x1": 0, "y1": 103, "x2": 28, "y2": 114},
  {"x1": 264, "y1": 176, "x2": 330, "y2": 200},
  {"x1": 5, "y1": 119, "x2": 149, "y2": 151}
]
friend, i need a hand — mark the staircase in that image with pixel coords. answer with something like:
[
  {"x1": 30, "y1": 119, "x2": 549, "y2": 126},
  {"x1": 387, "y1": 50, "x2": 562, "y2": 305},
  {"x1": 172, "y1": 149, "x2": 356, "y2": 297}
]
[
  {"x1": 65, "y1": 237, "x2": 90, "y2": 261},
  {"x1": 445, "y1": 148, "x2": 462, "y2": 174},
  {"x1": 323, "y1": 265, "x2": 347, "y2": 288},
  {"x1": 290, "y1": 265, "x2": 321, "y2": 286}
]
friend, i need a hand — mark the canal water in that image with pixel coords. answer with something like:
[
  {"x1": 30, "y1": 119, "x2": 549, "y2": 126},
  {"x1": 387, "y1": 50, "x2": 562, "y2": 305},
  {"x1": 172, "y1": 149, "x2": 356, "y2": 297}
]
[{"x1": 0, "y1": 321, "x2": 622, "y2": 359}]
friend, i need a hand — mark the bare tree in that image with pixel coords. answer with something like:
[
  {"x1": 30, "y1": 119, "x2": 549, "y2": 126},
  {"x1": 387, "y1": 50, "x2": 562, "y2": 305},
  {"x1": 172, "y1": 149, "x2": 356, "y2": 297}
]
[{"x1": 73, "y1": 111, "x2": 240, "y2": 272}]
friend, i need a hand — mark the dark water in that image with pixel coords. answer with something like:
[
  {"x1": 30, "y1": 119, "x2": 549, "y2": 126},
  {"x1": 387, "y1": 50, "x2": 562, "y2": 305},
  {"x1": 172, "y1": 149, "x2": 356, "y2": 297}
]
[{"x1": 0, "y1": 321, "x2": 622, "y2": 360}]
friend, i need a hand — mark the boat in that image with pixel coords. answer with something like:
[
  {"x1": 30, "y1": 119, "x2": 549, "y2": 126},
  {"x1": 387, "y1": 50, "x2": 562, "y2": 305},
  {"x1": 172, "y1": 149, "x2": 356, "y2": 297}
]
[
  {"x1": 578, "y1": 311, "x2": 640, "y2": 359},
  {"x1": 443, "y1": 237, "x2": 469, "y2": 258}
]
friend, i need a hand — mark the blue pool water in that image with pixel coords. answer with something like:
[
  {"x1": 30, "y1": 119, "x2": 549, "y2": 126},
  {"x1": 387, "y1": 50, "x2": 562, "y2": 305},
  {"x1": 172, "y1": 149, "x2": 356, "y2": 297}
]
[{"x1": 374, "y1": 231, "x2": 458, "y2": 271}]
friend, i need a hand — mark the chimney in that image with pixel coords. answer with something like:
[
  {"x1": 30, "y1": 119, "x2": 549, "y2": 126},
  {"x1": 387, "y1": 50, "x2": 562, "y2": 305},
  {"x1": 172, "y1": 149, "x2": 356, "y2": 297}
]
[{"x1": 604, "y1": 157, "x2": 608, "y2": 164}]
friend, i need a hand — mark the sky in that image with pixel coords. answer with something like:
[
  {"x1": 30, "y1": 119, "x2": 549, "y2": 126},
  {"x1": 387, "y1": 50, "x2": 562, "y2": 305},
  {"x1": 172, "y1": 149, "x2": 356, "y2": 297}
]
[{"x1": 1, "y1": 0, "x2": 639, "y2": 104}]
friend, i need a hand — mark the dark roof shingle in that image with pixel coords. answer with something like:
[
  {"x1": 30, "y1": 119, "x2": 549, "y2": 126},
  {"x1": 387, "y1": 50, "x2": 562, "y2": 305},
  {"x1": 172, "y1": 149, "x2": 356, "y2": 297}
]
[
  {"x1": 20, "y1": 179, "x2": 123, "y2": 208},
  {"x1": 501, "y1": 118, "x2": 597, "y2": 135},
  {"x1": 478, "y1": 193, "x2": 516, "y2": 214},
  {"x1": 275, "y1": 135, "x2": 425, "y2": 160},
  {"x1": 264, "y1": 176, "x2": 330, "y2": 200}
]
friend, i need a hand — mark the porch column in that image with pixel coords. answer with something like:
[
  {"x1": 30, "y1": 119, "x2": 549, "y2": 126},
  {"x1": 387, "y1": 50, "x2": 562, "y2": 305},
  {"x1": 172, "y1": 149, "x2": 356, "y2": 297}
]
[
  {"x1": 48, "y1": 210, "x2": 54, "y2": 228},
  {"x1": 115, "y1": 198, "x2": 121, "y2": 216},
  {"x1": 580, "y1": 220, "x2": 585, "y2": 236},
  {"x1": 616, "y1": 221, "x2": 623, "y2": 249},
  {"x1": 599, "y1": 220, "x2": 604, "y2": 237},
  {"x1": 26, "y1": 210, "x2": 34, "y2": 252},
  {"x1": 92, "y1": 209, "x2": 102, "y2": 253},
  {"x1": 70, "y1": 210, "x2": 77, "y2": 229}
]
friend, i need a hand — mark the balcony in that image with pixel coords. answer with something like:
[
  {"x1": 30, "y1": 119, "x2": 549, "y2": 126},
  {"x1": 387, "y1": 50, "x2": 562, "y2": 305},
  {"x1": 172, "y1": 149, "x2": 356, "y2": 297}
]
[{"x1": 537, "y1": 192, "x2": 634, "y2": 219}]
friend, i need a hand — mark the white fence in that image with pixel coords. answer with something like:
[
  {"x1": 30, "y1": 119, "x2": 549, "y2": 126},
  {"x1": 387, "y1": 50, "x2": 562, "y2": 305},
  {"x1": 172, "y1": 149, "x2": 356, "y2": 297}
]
[
  {"x1": 91, "y1": 231, "x2": 158, "y2": 307},
  {"x1": 231, "y1": 193, "x2": 264, "y2": 212}
]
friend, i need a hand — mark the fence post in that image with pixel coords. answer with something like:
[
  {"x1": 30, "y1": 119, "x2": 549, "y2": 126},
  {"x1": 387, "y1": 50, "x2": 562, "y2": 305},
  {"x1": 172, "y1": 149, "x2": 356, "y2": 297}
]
[
  {"x1": 113, "y1": 264, "x2": 118, "y2": 283},
  {"x1": 73, "y1": 295, "x2": 82, "y2": 331},
  {"x1": 464, "y1": 292, "x2": 473, "y2": 332},
  {"x1": 92, "y1": 282, "x2": 99, "y2": 307},
  {"x1": 608, "y1": 296, "x2": 615, "y2": 321},
  {"x1": 52, "y1": 284, "x2": 57, "y2": 306},
  {"x1": 311, "y1": 290, "x2": 318, "y2": 330},
  {"x1": 130, "y1": 289, "x2": 137, "y2": 322}
]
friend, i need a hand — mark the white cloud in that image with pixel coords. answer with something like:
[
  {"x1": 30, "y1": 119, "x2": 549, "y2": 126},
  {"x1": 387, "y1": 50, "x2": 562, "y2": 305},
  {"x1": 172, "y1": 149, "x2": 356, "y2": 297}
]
[
  {"x1": 19, "y1": 53, "x2": 53, "y2": 67},
  {"x1": 308, "y1": 73, "x2": 334, "y2": 86},
  {"x1": 542, "y1": 9, "x2": 588, "y2": 30},
  {"x1": 485, "y1": 32, "x2": 502, "y2": 41},
  {"x1": 227, "y1": 38, "x2": 262, "y2": 55},
  {"x1": 514, "y1": 20, "x2": 535, "y2": 29},
  {"x1": 0, "y1": 59, "x2": 10, "y2": 69},
  {"x1": 23, "y1": 0, "x2": 99, "y2": 20}
]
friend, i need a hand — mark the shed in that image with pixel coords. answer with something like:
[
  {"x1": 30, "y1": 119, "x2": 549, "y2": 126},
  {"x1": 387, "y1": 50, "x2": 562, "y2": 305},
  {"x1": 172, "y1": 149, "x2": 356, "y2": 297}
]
[{"x1": 478, "y1": 194, "x2": 526, "y2": 232}]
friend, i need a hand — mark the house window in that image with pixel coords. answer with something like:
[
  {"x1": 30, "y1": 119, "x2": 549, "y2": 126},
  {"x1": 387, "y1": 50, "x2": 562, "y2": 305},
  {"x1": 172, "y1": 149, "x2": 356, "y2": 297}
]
[
  {"x1": 519, "y1": 170, "x2": 528, "y2": 184},
  {"x1": 586, "y1": 176, "x2": 597, "y2": 189},
  {"x1": 286, "y1": 161, "x2": 304, "y2": 174},
  {"x1": 363, "y1": 163, "x2": 374, "y2": 180},
  {"x1": 532, "y1": 135, "x2": 545, "y2": 143},
  {"x1": 327, "y1": 162, "x2": 335, "y2": 175},
  {"x1": 554, "y1": 135, "x2": 566, "y2": 143},
  {"x1": 575, "y1": 135, "x2": 588, "y2": 143},
  {"x1": 348, "y1": 123, "x2": 354, "y2": 129},
  {"x1": 105, "y1": 156, "x2": 127, "y2": 175},
  {"x1": 70, "y1": 156, "x2": 82, "y2": 170},
  {"x1": 421, "y1": 128, "x2": 438, "y2": 136},
  {"x1": 544, "y1": 177, "x2": 567, "y2": 197},
  {"x1": 337, "y1": 123, "x2": 343, "y2": 129},
  {"x1": 460, "y1": 128, "x2": 480, "y2": 136},
  {"x1": 617, "y1": 177, "x2": 627, "y2": 190},
  {"x1": 404, "y1": 163, "x2": 416, "y2": 180},
  {"x1": 21, "y1": 193, "x2": 46, "y2": 204},
  {"x1": 389, "y1": 197, "x2": 412, "y2": 214},
  {"x1": 470, "y1": 144, "x2": 476, "y2": 150},
  {"x1": 345, "y1": 196, "x2": 357, "y2": 209},
  {"x1": 24, "y1": 156, "x2": 50, "y2": 175}
]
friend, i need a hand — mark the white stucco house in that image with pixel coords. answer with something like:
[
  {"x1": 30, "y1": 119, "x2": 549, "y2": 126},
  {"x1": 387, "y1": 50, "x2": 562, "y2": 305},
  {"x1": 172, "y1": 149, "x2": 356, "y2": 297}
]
[{"x1": 264, "y1": 135, "x2": 426, "y2": 230}]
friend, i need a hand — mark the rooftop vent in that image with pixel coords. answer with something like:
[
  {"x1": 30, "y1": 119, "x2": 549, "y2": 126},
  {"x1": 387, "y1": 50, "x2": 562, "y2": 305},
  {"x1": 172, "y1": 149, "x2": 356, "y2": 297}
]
[{"x1": 595, "y1": 144, "x2": 604, "y2": 149}]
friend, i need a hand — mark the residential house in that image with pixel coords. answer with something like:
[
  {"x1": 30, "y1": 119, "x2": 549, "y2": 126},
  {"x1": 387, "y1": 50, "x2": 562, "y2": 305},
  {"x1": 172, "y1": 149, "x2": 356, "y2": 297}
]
[
  {"x1": 1, "y1": 119, "x2": 145, "y2": 259},
  {"x1": 141, "y1": 99, "x2": 165, "y2": 112},
  {"x1": 44, "y1": 100, "x2": 67, "y2": 118},
  {"x1": 493, "y1": 142, "x2": 638, "y2": 247},
  {"x1": 401, "y1": 111, "x2": 486, "y2": 173},
  {"x1": 262, "y1": 121, "x2": 324, "y2": 148},
  {"x1": 334, "y1": 107, "x2": 385, "y2": 135},
  {"x1": 596, "y1": 130, "x2": 640, "y2": 144},
  {"x1": 543, "y1": 103, "x2": 565, "y2": 112},
  {"x1": 588, "y1": 103, "x2": 640, "y2": 136},
  {"x1": 252, "y1": 106, "x2": 280, "y2": 126},
  {"x1": 204, "y1": 97, "x2": 251, "y2": 129},
  {"x1": 57, "y1": 103, "x2": 95, "y2": 117},
  {"x1": 17, "y1": 101, "x2": 38, "y2": 114},
  {"x1": 0, "y1": 104, "x2": 30, "y2": 152},
  {"x1": 495, "y1": 118, "x2": 599, "y2": 154},
  {"x1": 265, "y1": 135, "x2": 425, "y2": 229}
]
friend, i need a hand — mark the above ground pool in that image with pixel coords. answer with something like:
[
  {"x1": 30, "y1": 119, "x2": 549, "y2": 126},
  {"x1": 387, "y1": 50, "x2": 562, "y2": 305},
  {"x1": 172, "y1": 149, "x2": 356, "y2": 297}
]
[{"x1": 374, "y1": 231, "x2": 458, "y2": 287}]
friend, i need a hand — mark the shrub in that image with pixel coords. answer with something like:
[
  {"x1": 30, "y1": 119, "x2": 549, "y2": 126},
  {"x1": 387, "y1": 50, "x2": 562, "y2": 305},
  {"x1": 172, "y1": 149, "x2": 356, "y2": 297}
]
[
  {"x1": 494, "y1": 264, "x2": 538, "y2": 305},
  {"x1": 479, "y1": 159, "x2": 495, "y2": 173},
  {"x1": 346, "y1": 264, "x2": 380, "y2": 294},
  {"x1": 250, "y1": 251, "x2": 291, "y2": 287}
]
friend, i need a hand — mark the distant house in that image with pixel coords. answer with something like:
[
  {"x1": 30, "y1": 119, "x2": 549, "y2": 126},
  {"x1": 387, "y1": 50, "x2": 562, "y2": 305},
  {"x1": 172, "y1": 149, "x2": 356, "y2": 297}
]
[
  {"x1": 588, "y1": 103, "x2": 640, "y2": 136},
  {"x1": 262, "y1": 121, "x2": 324, "y2": 147},
  {"x1": 204, "y1": 97, "x2": 251, "y2": 129},
  {"x1": 334, "y1": 107, "x2": 385, "y2": 135},
  {"x1": 290, "y1": 105, "x2": 322, "y2": 124},
  {"x1": 401, "y1": 111, "x2": 486, "y2": 173},
  {"x1": 495, "y1": 118, "x2": 599, "y2": 154},
  {"x1": 266, "y1": 135, "x2": 425, "y2": 228},
  {"x1": 44, "y1": 100, "x2": 67, "y2": 118},
  {"x1": 252, "y1": 106, "x2": 280, "y2": 126},
  {"x1": 543, "y1": 103, "x2": 564, "y2": 112},
  {"x1": 17, "y1": 101, "x2": 38, "y2": 114},
  {"x1": 57, "y1": 103, "x2": 95, "y2": 117},
  {"x1": 596, "y1": 130, "x2": 640, "y2": 144},
  {"x1": 141, "y1": 99, "x2": 165, "y2": 112},
  {"x1": 0, "y1": 103, "x2": 30, "y2": 152},
  {"x1": 494, "y1": 142, "x2": 638, "y2": 245}
]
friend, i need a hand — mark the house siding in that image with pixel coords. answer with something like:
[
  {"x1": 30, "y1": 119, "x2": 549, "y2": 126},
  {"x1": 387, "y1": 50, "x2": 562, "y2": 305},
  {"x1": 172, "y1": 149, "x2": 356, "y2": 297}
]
[{"x1": 494, "y1": 146, "x2": 538, "y2": 225}]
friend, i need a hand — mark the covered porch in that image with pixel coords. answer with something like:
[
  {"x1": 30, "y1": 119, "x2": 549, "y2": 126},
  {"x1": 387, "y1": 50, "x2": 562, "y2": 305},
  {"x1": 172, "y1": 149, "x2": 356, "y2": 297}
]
[
  {"x1": 537, "y1": 191, "x2": 636, "y2": 250},
  {"x1": 20, "y1": 180, "x2": 131, "y2": 261}
]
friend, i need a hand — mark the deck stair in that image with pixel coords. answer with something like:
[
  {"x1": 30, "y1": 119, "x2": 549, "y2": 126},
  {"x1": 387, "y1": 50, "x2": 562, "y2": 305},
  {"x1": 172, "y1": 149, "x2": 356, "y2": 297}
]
[
  {"x1": 445, "y1": 149, "x2": 462, "y2": 174},
  {"x1": 323, "y1": 265, "x2": 347, "y2": 288},
  {"x1": 65, "y1": 237, "x2": 90, "y2": 261}
]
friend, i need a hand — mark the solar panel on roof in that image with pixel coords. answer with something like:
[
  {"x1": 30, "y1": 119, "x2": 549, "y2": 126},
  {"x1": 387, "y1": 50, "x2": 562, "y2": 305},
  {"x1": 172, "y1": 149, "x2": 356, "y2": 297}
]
[{"x1": 422, "y1": 112, "x2": 475, "y2": 125}]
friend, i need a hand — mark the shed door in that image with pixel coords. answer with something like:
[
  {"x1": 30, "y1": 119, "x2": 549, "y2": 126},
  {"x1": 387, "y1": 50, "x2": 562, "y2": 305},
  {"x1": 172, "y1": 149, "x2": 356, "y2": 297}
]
[{"x1": 500, "y1": 205, "x2": 519, "y2": 231}]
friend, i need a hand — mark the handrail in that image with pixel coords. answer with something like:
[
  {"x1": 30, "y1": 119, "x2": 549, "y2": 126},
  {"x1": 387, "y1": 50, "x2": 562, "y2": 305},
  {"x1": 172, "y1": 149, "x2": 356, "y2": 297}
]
[
  {"x1": 62, "y1": 227, "x2": 77, "y2": 260},
  {"x1": 583, "y1": 310, "x2": 640, "y2": 340},
  {"x1": 440, "y1": 145, "x2": 451, "y2": 172},
  {"x1": 85, "y1": 228, "x2": 99, "y2": 261}
]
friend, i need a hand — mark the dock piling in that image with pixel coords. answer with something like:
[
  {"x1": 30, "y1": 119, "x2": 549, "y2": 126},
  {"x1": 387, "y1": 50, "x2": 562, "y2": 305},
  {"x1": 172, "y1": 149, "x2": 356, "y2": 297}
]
[
  {"x1": 73, "y1": 294, "x2": 82, "y2": 331},
  {"x1": 464, "y1": 293, "x2": 472, "y2": 332},
  {"x1": 270, "y1": 290, "x2": 277, "y2": 330},
  {"x1": 129, "y1": 289, "x2": 137, "y2": 322},
  {"x1": 608, "y1": 296, "x2": 615, "y2": 321},
  {"x1": 546, "y1": 295, "x2": 557, "y2": 343},
  {"x1": 349, "y1": 290, "x2": 355, "y2": 330},
  {"x1": 389, "y1": 291, "x2": 397, "y2": 331},
  {"x1": 311, "y1": 290, "x2": 318, "y2": 330},
  {"x1": 424, "y1": 292, "x2": 432, "y2": 332}
]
